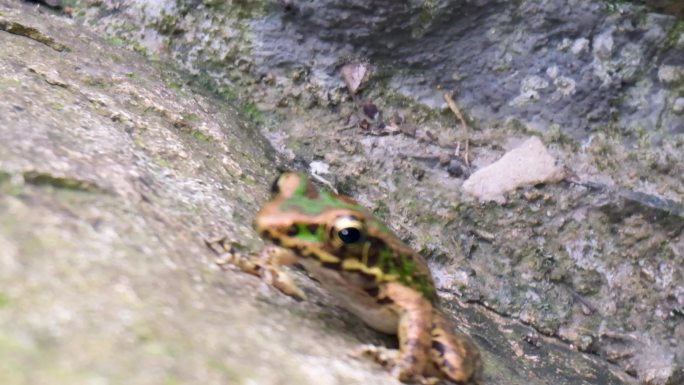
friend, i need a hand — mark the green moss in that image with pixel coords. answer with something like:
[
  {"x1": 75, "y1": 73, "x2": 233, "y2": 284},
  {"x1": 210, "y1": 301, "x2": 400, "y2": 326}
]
[
  {"x1": 227, "y1": 0, "x2": 268, "y2": 19},
  {"x1": 544, "y1": 124, "x2": 579, "y2": 150},
  {"x1": 242, "y1": 102, "x2": 264, "y2": 123},
  {"x1": 590, "y1": 141, "x2": 618, "y2": 171},
  {"x1": 131, "y1": 41, "x2": 148, "y2": 55},
  {"x1": 635, "y1": 125, "x2": 648, "y2": 140},
  {"x1": 0, "y1": 293, "x2": 9, "y2": 307},
  {"x1": 0, "y1": 171, "x2": 10, "y2": 184},
  {"x1": 0, "y1": 183, "x2": 22, "y2": 196},
  {"x1": 106, "y1": 36, "x2": 126, "y2": 46},
  {"x1": 167, "y1": 81, "x2": 183, "y2": 91},
  {"x1": 82, "y1": 75, "x2": 112, "y2": 88},
  {"x1": 154, "y1": 158, "x2": 171, "y2": 168},
  {"x1": 131, "y1": 322, "x2": 158, "y2": 344},
  {"x1": 413, "y1": 2, "x2": 436, "y2": 38},
  {"x1": 664, "y1": 20, "x2": 684, "y2": 50},
  {"x1": 107, "y1": 52, "x2": 123, "y2": 64},
  {"x1": 191, "y1": 73, "x2": 238, "y2": 103},
  {"x1": 383, "y1": 89, "x2": 452, "y2": 123},
  {"x1": 190, "y1": 130, "x2": 210, "y2": 142},
  {"x1": 49, "y1": 101, "x2": 65, "y2": 110},
  {"x1": 183, "y1": 113, "x2": 199, "y2": 123},
  {"x1": 154, "y1": 13, "x2": 181, "y2": 36},
  {"x1": 164, "y1": 376, "x2": 181, "y2": 385},
  {"x1": 22, "y1": 171, "x2": 104, "y2": 192}
]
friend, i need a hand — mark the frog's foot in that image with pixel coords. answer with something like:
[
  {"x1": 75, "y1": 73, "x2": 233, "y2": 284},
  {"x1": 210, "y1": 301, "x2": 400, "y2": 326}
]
[
  {"x1": 205, "y1": 237, "x2": 306, "y2": 300},
  {"x1": 353, "y1": 345, "x2": 440, "y2": 385},
  {"x1": 354, "y1": 344, "x2": 399, "y2": 370}
]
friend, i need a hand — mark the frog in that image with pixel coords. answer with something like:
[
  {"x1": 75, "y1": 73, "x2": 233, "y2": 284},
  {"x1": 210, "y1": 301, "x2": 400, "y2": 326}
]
[{"x1": 208, "y1": 172, "x2": 481, "y2": 383}]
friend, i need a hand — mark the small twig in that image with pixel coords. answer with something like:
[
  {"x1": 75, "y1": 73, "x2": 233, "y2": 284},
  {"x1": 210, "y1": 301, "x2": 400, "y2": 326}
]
[
  {"x1": 338, "y1": 111, "x2": 359, "y2": 131},
  {"x1": 443, "y1": 92, "x2": 470, "y2": 166},
  {"x1": 310, "y1": 173, "x2": 338, "y2": 194},
  {"x1": 470, "y1": 228, "x2": 495, "y2": 243},
  {"x1": 562, "y1": 283, "x2": 597, "y2": 315}
]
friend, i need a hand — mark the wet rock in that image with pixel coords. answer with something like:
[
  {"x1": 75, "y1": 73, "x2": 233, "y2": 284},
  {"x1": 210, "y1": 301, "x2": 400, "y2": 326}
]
[
  {"x1": 658, "y1": 64, "x2": 684, "y2": 85},
  {"x1": 672, "y1": 97, "x2": 684, "y2": 114}
]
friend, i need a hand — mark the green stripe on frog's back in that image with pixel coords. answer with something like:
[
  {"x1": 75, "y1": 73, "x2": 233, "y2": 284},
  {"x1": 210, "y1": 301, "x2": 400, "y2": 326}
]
[
  {"x1": 281, "y1": 175, "x2": 392, "y2": 232},
  {"x1": 282, "y1": 189, "x2": 361, "y2": 215}
]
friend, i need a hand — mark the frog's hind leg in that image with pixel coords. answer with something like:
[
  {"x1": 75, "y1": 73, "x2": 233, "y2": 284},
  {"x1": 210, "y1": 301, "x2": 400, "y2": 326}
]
[
  {"x1": 428, "y1": 309, "x2": 482, "y2": 383},
  {"x1": 205, "y1": 237, "x2": 306, "y2": 300},
  {"x1": 382, "y1": 282, "x2": 433, "y2": 382}
]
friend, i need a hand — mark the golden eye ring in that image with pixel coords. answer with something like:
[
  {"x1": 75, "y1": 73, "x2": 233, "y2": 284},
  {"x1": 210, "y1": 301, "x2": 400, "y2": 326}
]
[{"x1": 331, "y1": 216, "x2": 365, "y2": 246}]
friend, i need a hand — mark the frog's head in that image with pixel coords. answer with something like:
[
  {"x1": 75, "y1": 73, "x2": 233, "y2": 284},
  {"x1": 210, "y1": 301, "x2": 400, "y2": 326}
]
[
  {"x1": 254, "y1": 172, "x2": 375, "y2": 264},
  {"x1": 255, "y1": 172, "x2": 434, "y2": 298}
]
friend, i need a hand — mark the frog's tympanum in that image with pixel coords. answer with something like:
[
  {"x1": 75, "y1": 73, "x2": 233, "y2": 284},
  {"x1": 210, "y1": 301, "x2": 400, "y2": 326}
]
[{"x1": 211, "y1": 172, "x2": 481, "y2": 383}]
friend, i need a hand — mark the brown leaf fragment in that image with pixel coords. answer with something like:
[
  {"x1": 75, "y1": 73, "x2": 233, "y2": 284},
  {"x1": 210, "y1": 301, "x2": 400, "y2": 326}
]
[{"x1": 341, "y1": 62, "x2": 369, "y2": 96}]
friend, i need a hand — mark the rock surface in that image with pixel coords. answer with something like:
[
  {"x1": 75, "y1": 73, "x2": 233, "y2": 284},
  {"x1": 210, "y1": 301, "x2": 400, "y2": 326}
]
[
  {"x1": 1, "y1": 1, "x2": 682, "y2": 385},
  {"x1": 113, "y1": 0, "x2": 683, "y2": 140}
]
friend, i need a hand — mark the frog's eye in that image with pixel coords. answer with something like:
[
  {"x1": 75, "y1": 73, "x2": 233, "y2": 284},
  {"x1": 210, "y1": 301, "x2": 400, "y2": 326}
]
[{"x1": 332, "y1": 216, "x2": 364, "y2": 245}]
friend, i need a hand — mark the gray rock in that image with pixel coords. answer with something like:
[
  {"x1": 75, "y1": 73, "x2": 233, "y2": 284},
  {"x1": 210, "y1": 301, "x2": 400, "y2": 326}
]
[{"x1": 673, "y1": 97, "x2": 684, "y2": 114}]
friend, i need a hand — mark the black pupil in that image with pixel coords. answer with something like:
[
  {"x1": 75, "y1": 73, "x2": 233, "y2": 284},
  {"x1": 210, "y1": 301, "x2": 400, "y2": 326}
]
[{"x1": 338, "y1": 227, "x2": 361, "y2": 244}]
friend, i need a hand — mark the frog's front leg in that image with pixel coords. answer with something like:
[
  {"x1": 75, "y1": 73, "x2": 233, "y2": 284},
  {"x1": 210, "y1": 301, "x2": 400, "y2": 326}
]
[
  {"x1": 205, "y1": 237, "x2": 305, "y2": 300},
  {"x1": 383, "y1": 282, "x2": 433, "y2": 382}
]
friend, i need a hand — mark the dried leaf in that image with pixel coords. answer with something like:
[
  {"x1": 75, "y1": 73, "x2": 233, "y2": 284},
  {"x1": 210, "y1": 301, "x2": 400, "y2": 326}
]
[{"x1": 341, "y1": 62, "x2": 369, "y2": 96}]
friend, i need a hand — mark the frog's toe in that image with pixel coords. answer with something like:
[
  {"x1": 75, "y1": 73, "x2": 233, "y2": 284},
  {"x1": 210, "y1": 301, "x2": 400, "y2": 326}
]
[
  {"x1": 416, "y1": 376, "x2": 441, "y2": 385},
  {"x1": 352, "y1": 344, "x2": 398, "y2": 368},
  {"x1": 390, "y1": 364, "x2": 419, "y2": 383},
  {"x1": 354, "y1": 345, "x2": 432, "y2": 383},
  {"x1": 204, "y1": 236, "x2": 234, "y2": 254},
  {"x1": 263, "y1": 267, "x2": 307, "y2": 300}
]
